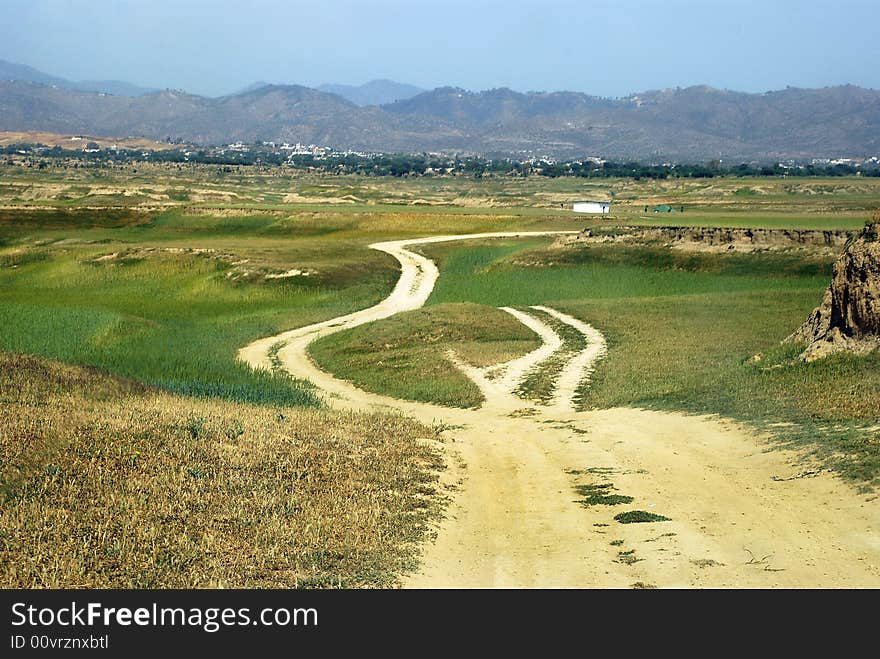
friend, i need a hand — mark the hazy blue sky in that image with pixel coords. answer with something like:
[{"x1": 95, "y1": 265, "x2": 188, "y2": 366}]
[{"x1": 2, "y1": 0, "x2": 877, "y2": 97}]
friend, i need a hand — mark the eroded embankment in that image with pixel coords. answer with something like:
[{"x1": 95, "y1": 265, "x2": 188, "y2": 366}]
[
  {"x1": 787, "y1": 221, "x2": 880, "y2": 360},
  {"x1": 571, "y1": 226, "x2": 853, "y2": 251}
]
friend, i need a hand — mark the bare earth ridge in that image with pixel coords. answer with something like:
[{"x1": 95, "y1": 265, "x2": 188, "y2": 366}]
[{"x1": 239, "y1": 232, "x2": 879, "y2": 588}]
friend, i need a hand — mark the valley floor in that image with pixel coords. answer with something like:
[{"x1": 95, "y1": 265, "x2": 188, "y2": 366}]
[
  {"x1": 242, "y1": 233, "x2": 880, "y2": 588},
  {"x1": 3, "y1": 169, "x2": 878, "y2": 588}
]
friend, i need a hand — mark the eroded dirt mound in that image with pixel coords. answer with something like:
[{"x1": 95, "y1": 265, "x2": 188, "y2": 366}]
[
  {"x1": 787, "y1": 222, "x2": 880, "y2": 361},
  {"x1": 572, "y1": 226, "x2": 852, "y2": 252}
]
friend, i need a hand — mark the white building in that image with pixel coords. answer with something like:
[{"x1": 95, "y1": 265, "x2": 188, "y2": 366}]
[{"x1": 573, "y1": 201, "x2": 611, "y2": 214}]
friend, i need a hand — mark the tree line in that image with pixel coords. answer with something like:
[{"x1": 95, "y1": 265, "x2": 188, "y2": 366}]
[{"x1": 4, "y1": 143, "x2": 878, "y2": 179}]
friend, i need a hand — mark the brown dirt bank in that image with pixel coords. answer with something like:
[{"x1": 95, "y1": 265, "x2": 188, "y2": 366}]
[
  {"x1": 571, "y1": 225, "x2": 853, "y2": 252},
  {"x1": 788, "y1": 222, "x2": 880, "y2": 360}
]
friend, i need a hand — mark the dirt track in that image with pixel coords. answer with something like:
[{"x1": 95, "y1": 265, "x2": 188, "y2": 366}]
[
  {"x1": 239, "y1": 232, "x2": 879, "y2": 588},
  {"x1": 448, "y1": 304, "x2": 606, "y2": 413}
]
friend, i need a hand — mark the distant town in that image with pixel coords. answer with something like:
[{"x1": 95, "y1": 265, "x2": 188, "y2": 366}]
[{"x1": 3, "y1": 134, "x2": 879, "y2": 179}]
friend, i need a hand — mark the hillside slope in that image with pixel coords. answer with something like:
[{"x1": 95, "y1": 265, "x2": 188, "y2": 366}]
[{"x1": 2, "y1": 79, "x2": 878, "y2": 160}]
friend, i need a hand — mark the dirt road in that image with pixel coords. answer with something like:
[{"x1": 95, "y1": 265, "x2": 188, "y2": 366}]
[{"x1": 239, "y1": 232, "x2": 879, "y2": 588}]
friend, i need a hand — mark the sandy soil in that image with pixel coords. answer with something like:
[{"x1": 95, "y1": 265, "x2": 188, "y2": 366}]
[{"x1": 239, "y1": 231, "x2": 879, "y2": 588}]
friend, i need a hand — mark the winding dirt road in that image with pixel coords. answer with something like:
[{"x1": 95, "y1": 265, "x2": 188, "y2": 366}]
[{"x1": 239, "y1": 232, "x2": 879, "y2": 588}]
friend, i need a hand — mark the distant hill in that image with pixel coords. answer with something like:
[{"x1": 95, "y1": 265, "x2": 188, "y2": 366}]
[
  {"x1": 1, "y1": 76, "x2": 878, "y2": 161},
  {"x1": 0, "y1": 60, "x2": 68, "y2": 88},
  {"x1": 0, "y1": 59, "x2": 155, "y2": 97},
  {"x1": 0, "y1": 82, "x2": 408, "y2": 148},
  {"x1": 317, "y1": 79, "x2": 424, "y2": 106},
  {"x1": 384, "y1": 86, "x2": 615, "y2": 127}
]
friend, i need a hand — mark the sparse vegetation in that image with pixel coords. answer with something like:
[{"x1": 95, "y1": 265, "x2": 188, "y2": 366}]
[{"x1": 615, "y1": 549, "x2": 644, "y2": 565}]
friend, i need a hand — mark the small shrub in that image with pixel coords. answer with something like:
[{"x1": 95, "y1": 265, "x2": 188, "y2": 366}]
[
  {"x1": 185, "y1": 415, "x2": 205, "y2": 439},
  {"x1": 616, "y1": 549, "x2": 643, "y2": 565},
  {"x1": 614, "y1": 510, "x2": 671, "y2": 524}
]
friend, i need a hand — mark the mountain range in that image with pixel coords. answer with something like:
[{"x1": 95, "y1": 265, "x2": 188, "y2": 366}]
[{"x1": 1, "y1": 59, "x2": 878, "y2": 162}]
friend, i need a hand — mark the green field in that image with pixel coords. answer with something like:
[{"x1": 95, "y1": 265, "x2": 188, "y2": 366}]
[
  {"x1": 2, "y1": 166, "x2": 879, "y2": 487},
  {"x1": 315, "y1": 237, "x2": 880, "y2": 486},
  {"x1": 0, "y1": 200, "x2": 569, "y2": 405},
  {"x1": 310, "y1": 302, "x2": 541, "y2": 407},
  {"x1": 0, "y1": 236, "x2": 400, "y2": 405}
]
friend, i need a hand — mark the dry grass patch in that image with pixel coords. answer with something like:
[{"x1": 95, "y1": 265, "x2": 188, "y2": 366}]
[{"x1": 0, "y1": 353, "x2": 445, "y2": 588}]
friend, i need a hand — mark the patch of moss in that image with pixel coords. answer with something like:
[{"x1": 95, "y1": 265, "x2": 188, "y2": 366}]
[
  {"x1": 574, "y1": 483, "x2": 634, "y2": 506},
  {"x1": 614, "y1": 510, "x2": 670, "y2": 524}
]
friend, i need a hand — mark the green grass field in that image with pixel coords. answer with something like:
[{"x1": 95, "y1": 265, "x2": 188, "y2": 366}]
[
  {"x1": 2, "y1": 166, "x2": 878, "y2": 486},
  {"x1": 314, "y1": 236, "x2": 879, "y2": 487},
  {"x1": 310, "y1": 303, "x2": 541, "y2": 407},
  {"x1": 426, "y1": 239, "x2": 833, "y2": 304},
  {"x1": 3, "y1": 252, "x2": 341, "y2": 405},
  {"x1": 424, "y1": 241, "x2": 879, "y2": 486},
  {"x1": 0, "y1": 218, "x2": 403, "y2": 405}
]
